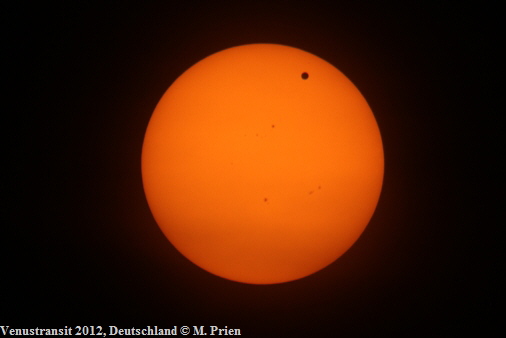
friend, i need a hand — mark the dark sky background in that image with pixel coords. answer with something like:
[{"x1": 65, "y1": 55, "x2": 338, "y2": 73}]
[{"x1": 4, "y1": 2, "x2": 496, "y2": 336}]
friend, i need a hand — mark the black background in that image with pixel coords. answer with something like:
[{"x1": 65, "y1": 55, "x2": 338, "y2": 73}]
[{"x1": 4, "y1": 2, "x2": 496, "y2": 336}]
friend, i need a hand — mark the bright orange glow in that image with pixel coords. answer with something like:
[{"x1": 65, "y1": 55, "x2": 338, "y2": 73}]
[{"x1": 142, "y1": 44, "x2": 383, "y2": 284}]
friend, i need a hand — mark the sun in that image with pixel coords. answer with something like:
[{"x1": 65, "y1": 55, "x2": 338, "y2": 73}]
[{"x1": 142, "y1": 43, "x2": 383, "y2": 284}]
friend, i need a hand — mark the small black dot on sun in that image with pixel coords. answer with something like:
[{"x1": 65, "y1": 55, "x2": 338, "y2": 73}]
[{"x1": 301, "y1": 72, "x2": 309, "y2": 80}]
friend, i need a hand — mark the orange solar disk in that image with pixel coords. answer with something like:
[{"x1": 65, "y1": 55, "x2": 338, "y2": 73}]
[{"x1": 142, "y1": 44, "x2": 384, "y2": 284}]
